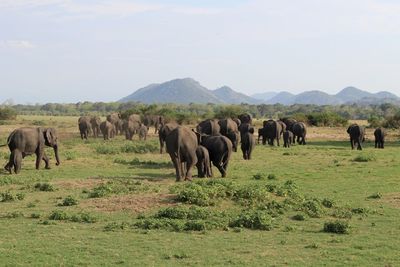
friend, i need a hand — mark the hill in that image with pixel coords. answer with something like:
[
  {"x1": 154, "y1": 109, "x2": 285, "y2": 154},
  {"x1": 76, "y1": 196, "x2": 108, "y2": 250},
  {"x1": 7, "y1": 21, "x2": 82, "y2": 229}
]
[{"x1": 212, "y1": 86, "x2": 261, "y2": 104}]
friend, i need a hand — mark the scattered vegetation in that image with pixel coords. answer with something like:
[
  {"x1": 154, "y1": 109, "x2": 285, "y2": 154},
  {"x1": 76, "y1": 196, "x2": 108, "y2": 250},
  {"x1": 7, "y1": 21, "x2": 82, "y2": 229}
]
[
  {"x1": 34, "y1": 183, "x2": 55, "y2": 192},
  {"x1": 323, "y1": 221, "x2": 350, "y2": 234}
]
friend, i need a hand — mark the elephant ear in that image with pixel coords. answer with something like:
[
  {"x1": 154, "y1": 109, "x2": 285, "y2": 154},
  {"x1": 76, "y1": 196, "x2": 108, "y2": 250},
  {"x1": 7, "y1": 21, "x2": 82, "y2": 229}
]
[{"x1": 45, "y1": 128, "x2": 56, "y2": 147}]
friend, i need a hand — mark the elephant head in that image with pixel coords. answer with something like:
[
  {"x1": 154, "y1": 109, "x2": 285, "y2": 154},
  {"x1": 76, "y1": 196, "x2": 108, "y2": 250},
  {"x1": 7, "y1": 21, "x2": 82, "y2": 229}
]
[{"x1": 43, "y1": 128, "x2": 60, "y2": 166}]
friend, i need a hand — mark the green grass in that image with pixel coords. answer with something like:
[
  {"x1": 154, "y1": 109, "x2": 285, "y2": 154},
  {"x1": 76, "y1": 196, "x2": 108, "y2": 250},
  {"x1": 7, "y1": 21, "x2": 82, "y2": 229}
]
[{"x1": 0, "y1": 116, "x2": 400, "y2": 266}]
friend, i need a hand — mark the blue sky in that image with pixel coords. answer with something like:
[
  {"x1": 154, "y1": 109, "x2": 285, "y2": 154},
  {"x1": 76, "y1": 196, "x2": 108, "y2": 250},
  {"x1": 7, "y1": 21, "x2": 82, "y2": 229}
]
[{"x1": 1, "y1": 0, "x2": 400, "y2": 103}]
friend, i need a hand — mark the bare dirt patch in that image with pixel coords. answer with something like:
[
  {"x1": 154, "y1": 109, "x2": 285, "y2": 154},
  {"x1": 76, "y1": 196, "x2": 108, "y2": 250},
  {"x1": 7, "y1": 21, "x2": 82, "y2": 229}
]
[
  {"x1": 82, "y1": 193, "x2": 176, "y2": 213},
  {"x1": 380, "y1": 193, "x2": 400, "y2": 209}
]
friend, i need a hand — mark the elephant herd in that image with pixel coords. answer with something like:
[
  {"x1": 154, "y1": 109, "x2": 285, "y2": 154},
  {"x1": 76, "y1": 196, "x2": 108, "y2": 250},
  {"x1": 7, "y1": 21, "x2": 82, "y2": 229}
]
[
  {"x1": 77, "y1": 113, "x2": 164, "y2": 141},
  {"x1": 0, "y1": 112, "x2": 388, "y2": 176}
]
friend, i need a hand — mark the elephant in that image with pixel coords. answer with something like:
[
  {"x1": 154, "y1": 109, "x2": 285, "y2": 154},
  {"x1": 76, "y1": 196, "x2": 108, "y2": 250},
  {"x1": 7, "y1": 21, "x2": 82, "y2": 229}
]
[
  {"x1": 281, "y1": 118, "x2": 297, "y2": 132},
  {"x1": 292, "y1": 122, "x2": 307, "y2": 145},
  {"x1": 233, "y1": 118, "x2": 241, "y2": 127},
  {"x1": 165, "y1": 126, "x2": 198, "y2": 181},
  {"x1": 196, "y1": 119, "x2": 221, "y2": 136},
  {"x1": 143, "y1": 115, "x2": 163, "y2": 134},
  {"x1": 283, "y1": 130, "x2": 294, "y2": 148},
  {"x1": 239, "y1": 123, "x2": 255, "y2": 160},
  {"x1": 90, "y1": 116, "x2": 101, "y2": 138},
  {"x1": 78, "y1": 116, "x2": 92, "y2": 140},
  {"x1": 374, "y1": 127, "x2": 385, "y2": 149},
  {"x1": 106, "y1": 113, "x2": 121, "y2": 135},
  {"x1": 200, "y1": 135, "x2": 233, "y2": 177},
  {"x1": 277, "y1": 120, "x2": 287, "y2": 137},
  {"x1": 239, "y1": 113, "x2": 252, "y2": 124},
  {"x1": 261, "y1": 120, "x2": 282, "y2": 146},
  {"x1": 128, "y1": 114, "x2": 141, "y2": 123},
  {"x1": 196, "y1": 145, "x2": 212, "y2": 178},
  {"x1": 257, "y1": 128, "x2": 264, "y2": 144},
  {"x1": 100, "y1": 121, "x2": 116, "y2": 140},
  {"x1": 122, "y1": 119, "x2": 141, "y2": 140},
  {"x1": 218, "y1": 118, "x2": 240, "y2": 152},
  {"x1": 347, "y1": 124, "x2": 365, "y2": 150},
  {"x1": 158, "y1": 122, "x2": 179, "y2": 154},
  {"x1": 4, "y1": 127, "x2": 60, "y2": 174},
  {"x1": 154, "y1": 116, "x2": 165, "y2": 134},
  {"x1": 115, "y1": 119, "x2": 124, "y2": 136},
  {"x1": 139, "y1": 124, "x2": 148, "y2": 141}
]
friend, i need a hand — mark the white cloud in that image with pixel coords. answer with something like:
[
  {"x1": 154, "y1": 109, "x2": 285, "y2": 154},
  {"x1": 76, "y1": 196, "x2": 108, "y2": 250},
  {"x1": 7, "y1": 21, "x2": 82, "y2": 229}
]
[{"x1": 0, "y1": 40, "x2": 35, "y2": 49}]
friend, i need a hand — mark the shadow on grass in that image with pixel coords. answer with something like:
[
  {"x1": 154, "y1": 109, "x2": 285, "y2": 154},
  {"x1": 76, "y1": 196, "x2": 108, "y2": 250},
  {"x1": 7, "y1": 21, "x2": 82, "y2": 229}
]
[
  {"x1": 309, "y1": 140, "x2": 400, "y2": 149},
  {"x1": 114, "y1": 158, "x2": 173, "y2": 169}
]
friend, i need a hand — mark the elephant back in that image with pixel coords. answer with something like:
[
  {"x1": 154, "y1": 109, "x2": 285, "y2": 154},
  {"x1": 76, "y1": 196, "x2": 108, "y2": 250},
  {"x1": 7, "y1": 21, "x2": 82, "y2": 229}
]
[
  {"x1": 128, "y1": 114, "x2": 141, "y2": 123},
  {"x1": 239, "y1": 113, "x2": 252, "y2": 124},
  {"x1": 292, "y1": 122, "x2": 306, "y2": 135},
  {"x1": 197, "y1": 119, "x2": 220, "y2": 136},
  {"x1": 281, "y1": 118, "x2": 297, "y2": 131}
]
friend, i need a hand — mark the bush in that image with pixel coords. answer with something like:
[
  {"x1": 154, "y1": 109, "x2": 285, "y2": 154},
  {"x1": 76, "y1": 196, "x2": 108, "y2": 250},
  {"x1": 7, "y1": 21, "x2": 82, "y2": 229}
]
[
  {"x1": 0, "y1": 191, "x2": 24, "y2": 202},
  {"x1": 323, "y1": 221, "x2": 350, "y2": 234},
  {"x1": 301, "y1": 199, "x2": 325, "y2": 218},
  {"x1": 60, "y1": 196, "x2": 78, "y2": 206},
  {"x1": 353, "y1": 154, "x2": 376, "y2": 162},
  {"x1": 322, "y1": 198, "x2": 335, "y2": 208},
  {"x1": 34, "y1": 183, "x2": 55, "y2": 192},
  {"x1": 306, "y1": 112, "x2": 348, "y2": 127},
  {"x1": 229, "y1": 210, "x2": 274, "y2": 230},
  {"x1": 0, "y1": 107, "x2": 17, "y2": 120},
  {"x1": 49, "y1": 210, "x2": 69, "y2": 220},
  {"x1": 156, "y1": 206, "x2": 210, "y2": 220},
  {"x1": 292, "y1": 214, "x2": 306, "y2": 221},
  {"x1": 233, "y1": 185, "x2": 270, "y2": 206}
]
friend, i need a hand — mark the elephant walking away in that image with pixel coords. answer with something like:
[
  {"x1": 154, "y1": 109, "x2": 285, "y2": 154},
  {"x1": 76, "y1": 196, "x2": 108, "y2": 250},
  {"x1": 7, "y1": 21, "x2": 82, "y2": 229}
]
[
  {"x1": 261, "y1": 120, "x2": 282, "y2": 146},
  {"x1": 218, "y1": 118, "x2": 239, "y2": 152},
  {"x1": 283, "y1": 130, "x2": 294, "y2": 148},
  {"x1": 100, "y1": 121, "x2": 116, "y2": 140},
  {"x1": 196, "y1": 119, "x2": 221, "y2": 136},
  {"x1": 347, "y1": 124, "x2": 365, "y2": 150},
  {"x1": 106, "y1": 113, "x2": 122, "y2": 135},
  {"x1": 158, "y1": 122, "x2": 179, "y2": 154},
  {"x1": 196, "y1": 145, "x2": 212, "y2": 178},
  {"x1": 239, "y1": 123, "x2": 255, "y2": 160},
  {"x1": 374, "y1": 127, "x2": 385, "y2": 149},
  {"x1": 200, "y1": 135, "x2": 233, "y2": 177},
  {"x1": 90, "y1": 116, "x2": 101, "y2": 138},
  {"x1": 139, "y1": 125, "x2": 148, "y2": 141},
  {"x1": 78, "y1": 116, "x2": 92, "y2": 140},
  {"x1": 165, "y1": 126, "x2": 198, "y2": 181},
  {"x1": 292, "y1": 122, "x2": 307, "y2": 145},
  {"x1": 4, "y1": 127, "x2": 60, "y2": 174},
  {"x1": 122, "y1": 120, "x2": 141, "y2": 140}
]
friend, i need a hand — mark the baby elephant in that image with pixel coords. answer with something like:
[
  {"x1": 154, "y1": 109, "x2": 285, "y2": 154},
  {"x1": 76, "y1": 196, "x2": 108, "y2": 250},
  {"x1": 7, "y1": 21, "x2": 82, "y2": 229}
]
[
  {"x1": 374, "y1": 127, "x2": 385, "y2": 149},
  {"x1": 240, "y1": 125, "x2": 255, "y2": 160},
  {"x1": 283, "y1": 130, "x2": 294, "y2": 148},
  {"x1": 196, "y1": 145, "x2": 212, "y2": 178},
  {"x1": 139, "y1": 125, "x2": 148, "y2": 141}
]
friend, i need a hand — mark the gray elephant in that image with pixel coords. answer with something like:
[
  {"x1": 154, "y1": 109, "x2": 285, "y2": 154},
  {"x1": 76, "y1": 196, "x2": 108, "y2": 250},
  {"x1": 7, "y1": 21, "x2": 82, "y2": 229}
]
[
  {"x1": 233, "y1": 118, "x2": 241, "y2": 127},
  {"x1": 78, "y1": 116, "x2": 92, "y2": 140},
  {"x1": 292, "y1": 122, "x2": 307, "y2": 145},
  {"x1": 239, "y1": 113, "x2": 252, "y2": 124},
  {"x1": 100, "y1": 121, "x2": 116, "y2": 140},
  {"x1": 374, "y1": 127, "x2": 385, "y2": 149},
  {"x1": 196, "y1": 119, "x2": 221, "y2": 136},
  {"x1": 283, "y1": 130, "x2": 294, "y2": 148},
  {"x1": 139, "y1": 124, "x2": 148, "y2": 141},
  {"x1": 347, "y1": 124, "x2": 365, "y2": 150},
  {"x1": 159, "y1": 122, "x2": 179, "y2": 154},
  {"x1": 200, "y1": 135, "x2": 233, "y2": 177},
  {"x1": 281, "y1": 118, "x2": 297, "y2": 132},
  {"x1": 261, "y1": 120, "x2": 282, "y2": 146},
  {"x1": 107, "y1": 113, "x2": 121, "y2": 135},
  {"x1": 90, "y1": 116, "x2": 101, "y2": 138},
  {"x1": 196, "y1": 145, "x2": 212, "y2": 178},
  {"x1": 218, "y1": 118, "x2": 239, "y2": 152},
  {"x1": 257, "y1": 128, "x2": 264, "y2": 144},
  {"x1": 277, "y1": 120, "x2": 287, "y2": 137},
  {"x1": 3, "y1": 127, "x2": 60, "y2": 174},
  {"x1": 154, "y1": 116, "x2": 165, "y2": 134},
  {"x1": 165, "y1": 126, "x2": 198, "y2": 181},
  {"x1": 144, "y1": 115, "x2": 163, "y2": 134},
  {"x1": 122, "y1": 119, "x2": 141, "y2": 140},
  {"x1": 128, "y1": 114, "x2": 141, "y2": 123},
  {"x1": 239, "y1": 123, "x2": 255, "y2": 160}
]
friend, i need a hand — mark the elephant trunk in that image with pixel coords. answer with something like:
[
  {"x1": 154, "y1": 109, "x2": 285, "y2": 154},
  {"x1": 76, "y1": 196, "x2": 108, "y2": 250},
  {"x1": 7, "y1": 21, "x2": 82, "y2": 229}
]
[{"x1": 54, "y1": 145, "x2": 60, "y2": 166}]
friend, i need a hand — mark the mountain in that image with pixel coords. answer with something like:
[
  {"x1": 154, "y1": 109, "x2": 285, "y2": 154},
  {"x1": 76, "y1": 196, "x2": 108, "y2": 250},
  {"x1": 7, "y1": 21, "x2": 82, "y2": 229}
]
[
  {"x1": 295, "y1": 91, "x2": 341, "y2": 105},
  {"x1": 119, "y1": 78, "x2": 222, "y2": 104},
  {"x1": 212, "y1": 86, "x2": 261, "y2": 104},
  {"x1": 265, "y1": 92, "x2": 296, "y2": 105},
  {"x1": 335, "y1": 87, "x2": 372, "y2": 103},
  {"x1": 251, "y1": 92, "x2": 278, "y2": 101}
]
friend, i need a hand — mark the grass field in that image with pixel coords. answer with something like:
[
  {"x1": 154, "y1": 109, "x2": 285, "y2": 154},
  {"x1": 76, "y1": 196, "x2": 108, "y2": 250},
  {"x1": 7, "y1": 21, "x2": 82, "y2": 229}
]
[{"x1": 1, "y1": 115, "x2": 400, "y2": 266}]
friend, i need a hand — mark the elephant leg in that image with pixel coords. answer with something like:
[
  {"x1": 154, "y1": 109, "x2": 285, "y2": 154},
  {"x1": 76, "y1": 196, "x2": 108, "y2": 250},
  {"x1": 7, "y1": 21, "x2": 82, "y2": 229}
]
[
  {"x1": 357, "y1": 140, "x2": 362, "y2": 150},
  {"x1": 35, "y1": 149, "x2": 43, "y2": 170},
  {"x1": 42, "y1": 153, "x2": 50, "y2": 169},
  {"x1": 13, "y1": 150, "x2": 22, "y2": 174},
  {"x1": 5, "y1": 152, "x2": 14, "y2": 174},
  {"x1": 381, "y1": 141, "x2": 384, "y2": 149},
  {"x1": 185, "y1": 158, "x2": 196, "y2": 181},
  {"x1": 277, "y1": 136, "x2": 280, "y2": 146},
  {"x1": 375, "y1": 140, "x2": 377, "y2": 148},
  {"x1": 170, "y1": 155, "x2": 182, "y2": 182}
]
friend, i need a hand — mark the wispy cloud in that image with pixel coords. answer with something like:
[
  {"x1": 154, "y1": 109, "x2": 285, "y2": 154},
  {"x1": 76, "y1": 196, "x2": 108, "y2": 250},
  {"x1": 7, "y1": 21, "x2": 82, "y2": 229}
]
[{"x1": 0, "y1": 40, "x2": 35, "y2": 49}]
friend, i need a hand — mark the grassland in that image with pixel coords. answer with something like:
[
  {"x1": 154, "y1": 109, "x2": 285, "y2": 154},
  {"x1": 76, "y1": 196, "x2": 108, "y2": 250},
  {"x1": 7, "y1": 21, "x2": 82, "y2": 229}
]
[{"x1": 0, "y1": 115, "x2": 400, "y2": 266}]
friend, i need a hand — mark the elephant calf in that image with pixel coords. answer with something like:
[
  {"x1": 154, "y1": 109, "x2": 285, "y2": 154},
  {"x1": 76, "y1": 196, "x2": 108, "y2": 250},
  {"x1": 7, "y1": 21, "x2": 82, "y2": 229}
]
[
  {"x1": 196, "y1": 145, "x2": 212, "y2": 178},
  {"x1": 78, "y1": 116, "x2": 92, "y2": 140},
  {"x1": 139, "y1": 125, "x2": 148, "y2": 141},
  {"x1": 239, "y1": 123, "x2": 255, "y2": 160},
  {"x1": 283, "y1": 130, "x2": 294, "y2": 148},
  {"x1": 374, "y1": 127, "x2": 385, "y2": 149},
  {"x1": 100, "y1": 121, "x2": 116, "y2": 140}
]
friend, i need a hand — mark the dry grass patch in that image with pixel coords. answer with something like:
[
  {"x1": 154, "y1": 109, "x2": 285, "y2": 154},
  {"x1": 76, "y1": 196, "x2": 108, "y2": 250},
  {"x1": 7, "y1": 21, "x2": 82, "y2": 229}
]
[
  {"x1": 380, "y1": 193, "x2": 400, "y2": 209},
  {"x1": 54, "y1": 178, "x2": 105, "y2": 190},
  {"x1": 82, "y1": 193, "x2": 175, "y2": 213}
]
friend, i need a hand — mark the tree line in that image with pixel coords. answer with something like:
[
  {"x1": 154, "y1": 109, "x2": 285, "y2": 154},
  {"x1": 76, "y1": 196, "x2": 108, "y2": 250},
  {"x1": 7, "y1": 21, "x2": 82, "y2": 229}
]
[{"x1": 1, "y1": 101, "x2": 400, "y2": 128}]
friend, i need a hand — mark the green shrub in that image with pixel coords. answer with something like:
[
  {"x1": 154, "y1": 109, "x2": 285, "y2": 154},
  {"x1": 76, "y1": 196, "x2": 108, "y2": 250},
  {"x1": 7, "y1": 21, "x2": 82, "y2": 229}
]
[
  {"x1": 30, "y1": 213, "x2": 41, "y2": 219},
  {"x1": 5, "y1": 211, "x2": 24, "y2": 218},
  {"x1": 301, "y1": 199, "x2": 325, "y2": 218},
  {"x1": 70, "y1": 212, "x2": 98, "y2": 223},
  {"x1": 34, "y1": 183, "x2": 55, "y2": 192},
  {"x1": 323, "y1": 221, "x2": 350, "y2": 234},
  {"x1": 49, "y1": 210, "x2": 69, "y2": 220},
  {"x1": 95, "y1": 145, "x2": 120, "y2": 155},
  {"x1": 252, "y1": 173, "x2": 266, "y2": 180},
  {"x1": 89, "y1": 184, "x2": 114, "y2": 198},
  {"x1": 229, "y1": 210, "x2": 274, "y2": 230},
  {"x1": 322, "y1": 198, "x2": 335, "y2": 208},
  {"x1": 292, "y1": 214, "x2": 306, "y2": 221},
  {"x1": 60, "y1": 196, "x2": 78, "y2": 206},
  {"x1": 267, "y1": 174, "x2": 277, "y2": 180},
  {"x1": 233, "y1": 185, "x2": 270, "y2": 206},
  {"x1": 0, "y1": 107, "x2": 17, "y2": 120},
  {"x1": 0, "y1": 191, "x2": 25, "y2": 202},
  {"x1": 64, "y1": 151, "x2": 77, "y2": 160}
]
